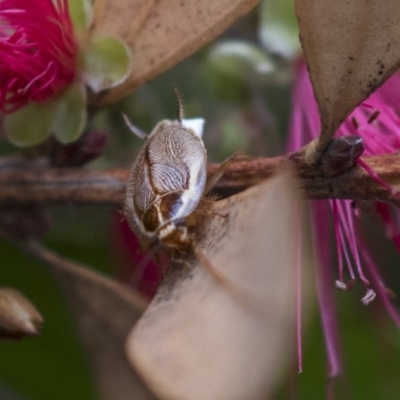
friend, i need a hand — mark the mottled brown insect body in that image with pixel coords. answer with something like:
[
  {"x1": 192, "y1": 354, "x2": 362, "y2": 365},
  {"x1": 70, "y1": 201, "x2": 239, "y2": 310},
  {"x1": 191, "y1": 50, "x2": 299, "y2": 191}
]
[
  {"x1": 125, "y1": 118, "x2": 207, "y2": 251},
  {"x1": 124, "y1": 95, "x2": 243, "y2": 296}
]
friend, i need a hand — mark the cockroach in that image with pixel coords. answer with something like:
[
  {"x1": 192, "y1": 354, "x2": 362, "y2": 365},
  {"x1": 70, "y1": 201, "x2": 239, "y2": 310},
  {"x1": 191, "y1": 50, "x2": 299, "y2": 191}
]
[{"x1": 124, "y1": 90, "x2": 235, "y2": 289}]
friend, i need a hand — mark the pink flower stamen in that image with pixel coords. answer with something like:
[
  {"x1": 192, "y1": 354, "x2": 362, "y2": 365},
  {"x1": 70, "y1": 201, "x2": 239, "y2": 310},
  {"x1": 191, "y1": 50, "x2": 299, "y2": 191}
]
[
  {"x1": 375, "y1": 202, "x2": 400, "y2": 253},
  {"x1": 18, "y1": 61, "x2": 55, "y2": 94},
  {"x1": 294, "y1": 204, "x2": 303, "y2": 373},
  {"x1": 288, "y1": 59, "x2": 400, "y2": 375},
  {"x1": 342, "y1": 202, "x2": 370, "y2": 286},
  {"x1": 361, "y1": 289, "x2": 376, "y2": 305},
  {"x1": 339, "y1": 229, "x2": 355, "y2": 281},
  {"x1": 0, "y1": 0, "x2": 78, "y2": 112},
  {"x1": 357, "y1": 158, "x2": 397, "y2": 195},
  {"x1": 335, "y1": 280, "x2": 347, "y2": 291},
  {"x1": 331, "y1": 200, "x2": 344, "y2": 282},
  {"x1": 360, "y1": 241, "x2": 400, "y2": 327},
  {"x1": 367, "y1": 110, "x2": 380, "y2": 124},
  {"x1": 313, "y1": 202, "x2": 342, "y2": 377}
]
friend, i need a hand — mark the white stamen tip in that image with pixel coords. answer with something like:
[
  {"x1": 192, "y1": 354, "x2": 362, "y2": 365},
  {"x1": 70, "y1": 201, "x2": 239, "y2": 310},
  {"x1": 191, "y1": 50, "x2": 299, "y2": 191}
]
[
  {"x1": 361, "y1": 289, "x2": 376, "y2": 305},
  {"x1": 182, "y1": 118, "x2": 205, "y2": 138},
  {"x1": 336, "y1": 280, "x2": 347, "y2": 291}
]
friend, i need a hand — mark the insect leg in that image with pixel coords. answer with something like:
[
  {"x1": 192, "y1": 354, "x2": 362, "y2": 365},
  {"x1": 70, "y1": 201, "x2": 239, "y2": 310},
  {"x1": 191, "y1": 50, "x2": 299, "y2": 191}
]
[{"x1": 204, "y1": 152, "x2": 245, "y2": 195}]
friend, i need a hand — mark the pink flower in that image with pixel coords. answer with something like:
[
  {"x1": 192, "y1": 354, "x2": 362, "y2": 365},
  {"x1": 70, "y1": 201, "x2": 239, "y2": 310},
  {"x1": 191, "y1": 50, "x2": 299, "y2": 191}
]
[
  {"x1": 288, "y1": 60, "x2": 400, "y2": 377},
  {"x1": 113, "y1": 218, "x2": 161, "y2": 299},
  {"x1": 0, "y1": 0, "x2": 78, "y2": 113}
]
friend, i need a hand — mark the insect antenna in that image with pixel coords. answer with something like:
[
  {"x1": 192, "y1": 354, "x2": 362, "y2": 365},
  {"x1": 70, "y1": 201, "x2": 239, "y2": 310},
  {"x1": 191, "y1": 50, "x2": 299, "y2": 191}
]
[
  {"x1": 123, "y1": 114, "x2": 148, "y2": 140},
  {"x1": 174, "y1": 88, "x2": 184, "y2": 124}
]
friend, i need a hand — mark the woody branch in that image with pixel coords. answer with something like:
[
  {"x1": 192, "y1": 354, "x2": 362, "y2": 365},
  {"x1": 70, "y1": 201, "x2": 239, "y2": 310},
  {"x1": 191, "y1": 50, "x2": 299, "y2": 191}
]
[{"x1": 1, "y1": 152, "x2": 400, "y2": 207}]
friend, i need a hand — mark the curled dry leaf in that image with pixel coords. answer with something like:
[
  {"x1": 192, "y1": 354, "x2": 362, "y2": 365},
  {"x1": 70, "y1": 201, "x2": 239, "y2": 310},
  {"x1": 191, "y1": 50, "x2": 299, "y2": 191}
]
[
  {"x1": 295, "y1": 0, "x2": 400, "y2": 164},
  {"x1": 91, "y1": 0, "x2": 156, "y2": 42},
  {"x1": 126, "y1": 173, "x2": 314, "y2": 400},
  {"x1": 90, "y1": 0, "x2": 260, "y2": 107},
  {"x1": 0, "y1": 288, "x2": 43, "y2": 340},
  {"x1": 25, "y1": 241, "x2": 155, "y2": 400}
]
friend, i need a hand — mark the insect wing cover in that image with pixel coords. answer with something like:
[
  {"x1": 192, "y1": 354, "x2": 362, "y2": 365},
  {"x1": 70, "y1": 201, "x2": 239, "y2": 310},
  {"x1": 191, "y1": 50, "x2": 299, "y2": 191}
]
[{"x1": 124, "y1": 118, "x2": 207, "y2": 243}]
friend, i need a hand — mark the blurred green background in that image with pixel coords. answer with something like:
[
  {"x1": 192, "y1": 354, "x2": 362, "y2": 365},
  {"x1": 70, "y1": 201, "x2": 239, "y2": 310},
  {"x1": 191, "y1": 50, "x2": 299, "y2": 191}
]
[{"x1": 1, "y1": 1, "x2": 400, "y2": 399}]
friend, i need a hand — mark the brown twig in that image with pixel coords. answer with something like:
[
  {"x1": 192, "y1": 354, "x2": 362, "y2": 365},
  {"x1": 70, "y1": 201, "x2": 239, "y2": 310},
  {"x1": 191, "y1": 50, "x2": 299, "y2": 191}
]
[{"x1": 0, "y1": 152, "x2": 400, "y2": 207}]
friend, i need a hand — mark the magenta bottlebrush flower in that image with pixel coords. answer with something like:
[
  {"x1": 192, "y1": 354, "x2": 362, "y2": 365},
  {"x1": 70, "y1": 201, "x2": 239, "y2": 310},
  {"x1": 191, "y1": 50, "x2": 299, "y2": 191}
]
[
  {"x1": 288, "y1": 60, "x2": 400, "y2": 377},
  {"x1": 113, "y1": 218, "x2": 161, "y2": 299},
  {"x1": 0, "y1": 0, "x2": 132, "y2": 146},
  {"x1": 0, "y1": 0, "x2": 78, "y2": 113}
]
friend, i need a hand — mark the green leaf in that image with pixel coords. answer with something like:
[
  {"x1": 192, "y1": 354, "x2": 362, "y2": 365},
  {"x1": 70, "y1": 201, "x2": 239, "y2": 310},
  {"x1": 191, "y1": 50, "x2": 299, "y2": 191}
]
[
  {"x1": 83, "y1": 36, "x2": 132, "y2": 92},
  {"x1": 68, "y1": 0, "x2": 93, "y2": 31},
  {"x1": 4, "y1": 102, "x2": 57, "y2": 147},
  {"x1": 259, "y1": 0, "x2": 300, "y2": 59},
  {"x1": 52, "y1": 82, "x2": 87, "y2": 144},
  {"x1": 208, "y1": 40, "x2": 275, "y2": 82}
]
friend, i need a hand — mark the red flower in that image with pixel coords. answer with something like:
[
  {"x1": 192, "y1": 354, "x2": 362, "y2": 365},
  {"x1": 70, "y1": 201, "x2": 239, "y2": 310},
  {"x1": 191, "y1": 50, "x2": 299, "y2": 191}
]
[{"x1": 0, "y1": 0, "x2": 78, "y2": 113}]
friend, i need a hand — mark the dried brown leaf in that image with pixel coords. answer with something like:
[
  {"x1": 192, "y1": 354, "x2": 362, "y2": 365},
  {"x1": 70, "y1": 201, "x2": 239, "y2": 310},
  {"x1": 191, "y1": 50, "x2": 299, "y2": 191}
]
[
  {"x1": 90, "y1": 0, "x2": 260, "y2": 107},
  {"x1": 25, "y1": 241, "x2": 155, "y2": 400},
  {"x1": 92, "y1": 0, "x2": 155, "y2": 41},
  {"x1": 126, "y1": 173, "x2": 314, "y2": 400},
  {"x1": 295, "y1": 0, "x2": 400, "y2": 164},
  {"x1": 0, "y1": 288, "x2": 43, "y2": 339}
]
